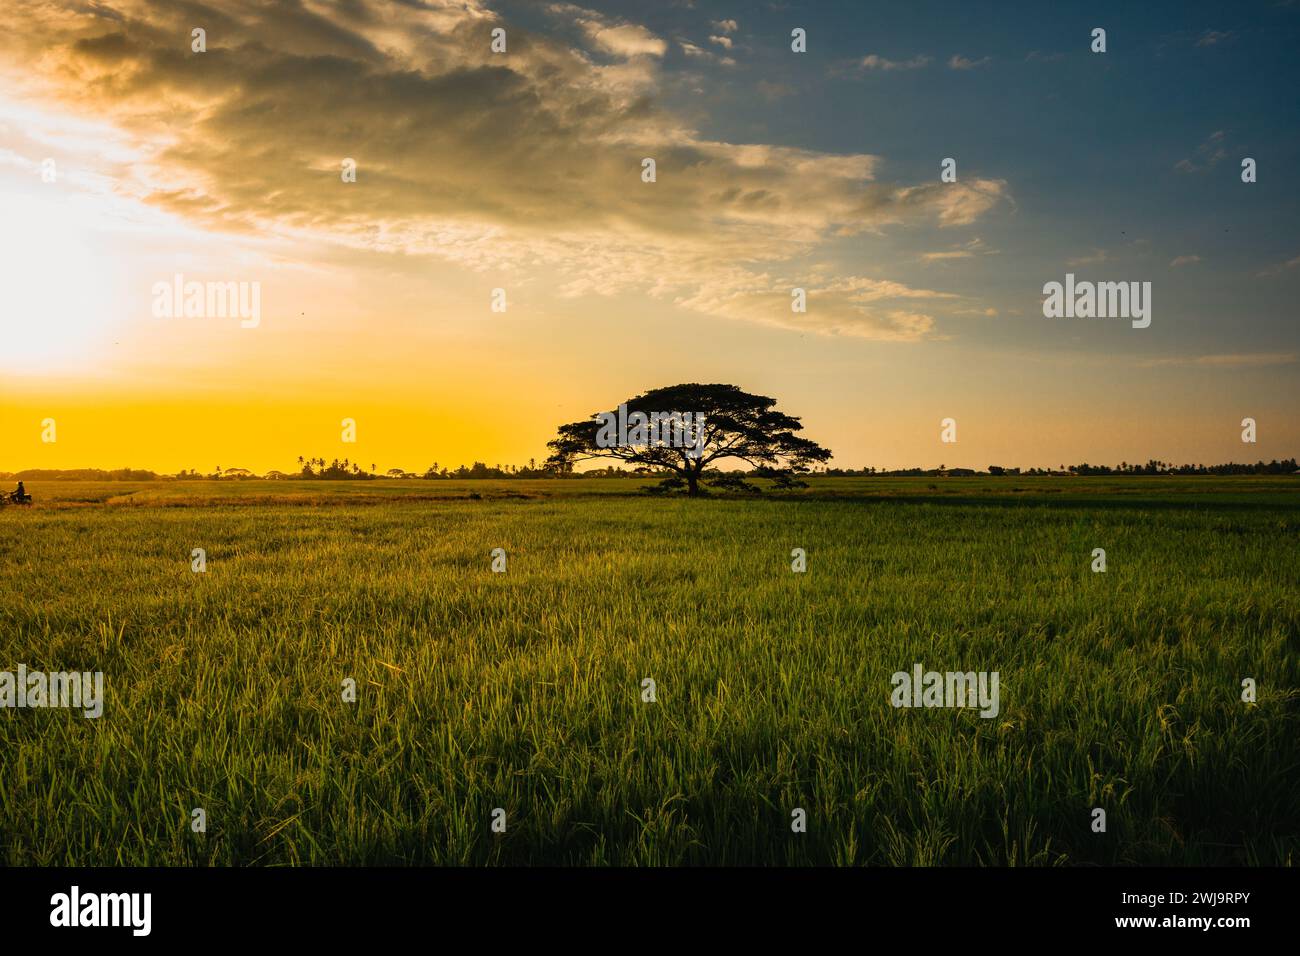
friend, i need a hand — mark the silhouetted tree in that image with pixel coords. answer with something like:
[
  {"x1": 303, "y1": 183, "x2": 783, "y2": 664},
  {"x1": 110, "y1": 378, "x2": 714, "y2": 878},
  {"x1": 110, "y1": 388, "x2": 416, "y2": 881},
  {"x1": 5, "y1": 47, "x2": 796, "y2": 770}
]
[{"x1": 546, "y1": 383, "x2": 831, "y2": 496}]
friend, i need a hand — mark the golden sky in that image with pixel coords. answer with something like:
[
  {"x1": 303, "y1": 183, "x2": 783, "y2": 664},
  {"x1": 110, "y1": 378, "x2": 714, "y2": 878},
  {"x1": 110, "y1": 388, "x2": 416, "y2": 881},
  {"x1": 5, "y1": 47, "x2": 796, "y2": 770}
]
[{"x1": 1, "y1": 0, "x2": 1296, "y2": 473}]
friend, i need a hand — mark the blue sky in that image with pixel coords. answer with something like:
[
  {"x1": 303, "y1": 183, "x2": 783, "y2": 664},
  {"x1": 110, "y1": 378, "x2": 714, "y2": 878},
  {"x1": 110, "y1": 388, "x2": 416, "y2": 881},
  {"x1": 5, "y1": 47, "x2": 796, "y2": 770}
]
[{"x1": 545, "y1": 0, "x2": 1300, "y2": 364}]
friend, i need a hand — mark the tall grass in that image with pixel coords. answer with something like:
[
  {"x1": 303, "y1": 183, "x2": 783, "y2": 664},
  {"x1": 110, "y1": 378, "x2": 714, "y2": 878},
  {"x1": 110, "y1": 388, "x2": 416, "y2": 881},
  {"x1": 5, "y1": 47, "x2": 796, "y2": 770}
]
[{"x1": 1, "y1": 479, "x2": 1296, "y2": 864}]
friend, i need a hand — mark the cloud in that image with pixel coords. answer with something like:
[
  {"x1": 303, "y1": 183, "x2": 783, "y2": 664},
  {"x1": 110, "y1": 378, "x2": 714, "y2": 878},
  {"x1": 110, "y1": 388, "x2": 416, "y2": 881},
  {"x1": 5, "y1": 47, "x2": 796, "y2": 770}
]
[
  {"x1": 756, "y1": 80, "x2": 793, "y2": 100},
  {"x1": 1175, "y1": 130, "x2": 1228, "y2": 173},
  {"x1": 711, "y1": 19, "x2": 738, "y2": 34},
  {"x1": 678, "y1": 37, "x2": 734, "y2": 65},
  {"x1": 1067, "y1": 249, "x2": 1109, "y2": 267},
  {"x1": 584, "y1": 23, "x2": 668, "y2": 57},
  {"x1": 921, "y1": 237, "x2": 997, "y2": 262},
  {"x1": 0, "y1": 0, "x2": 1006, "y2": 342},
  {"x1": 708, "y1": 35, "x2": 733, "y2": 49},
  {"x1": 1169, "y1": 255, "x2": 1201, "y2": 268},
  {"x1": 1256, "y1": 255, "x2": 1300, "y2": 277},
  {"x1": 869, "y1": 179, "x2": 1007, "y2": 227},
  {"x1": 1195, "y1": 30, "x2": 1236, "y2": 47},
  {"x1": 673, "y1": 273, "x2": 959, "y2": 340},
  {"x1": 558, "y1": 5, "x2": 668, "y2": 58},
  {"x1": 858, "y1": 54, "x2": 931, "y2": 71},
  {"x1": 948, "y1": 55, "x2": 991, "y2": 70},
  {"x1": 1138, "y1": 353, "x2": 1297, "y2": 368}
]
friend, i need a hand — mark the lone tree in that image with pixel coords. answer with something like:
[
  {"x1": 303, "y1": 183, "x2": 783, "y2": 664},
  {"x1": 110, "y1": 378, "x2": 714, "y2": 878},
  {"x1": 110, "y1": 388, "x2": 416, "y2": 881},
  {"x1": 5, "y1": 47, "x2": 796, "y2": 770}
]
[{"x1": 546, "y1": 383, "x2": 831, "y2": 496}]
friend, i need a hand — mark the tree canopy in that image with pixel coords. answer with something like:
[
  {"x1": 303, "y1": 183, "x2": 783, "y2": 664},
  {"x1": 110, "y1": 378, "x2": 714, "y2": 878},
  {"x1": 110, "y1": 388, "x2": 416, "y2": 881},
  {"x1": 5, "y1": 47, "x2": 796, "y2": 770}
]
[{"x1": 546, "y1": 383, "x2": 831, "y2": 495}]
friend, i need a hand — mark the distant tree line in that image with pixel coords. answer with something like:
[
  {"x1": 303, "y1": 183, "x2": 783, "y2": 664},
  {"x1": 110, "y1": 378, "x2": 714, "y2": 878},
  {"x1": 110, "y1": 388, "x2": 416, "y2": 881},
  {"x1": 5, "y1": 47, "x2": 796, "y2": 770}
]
[
  {"x1": 4, "y1": 457, "x2": 1296, "y2": 482},
  {"x1": 293, "y1": 456, "x2": 555, "y2": 480},
  {"x1": 0, "y1": 468, "x2": 158, "y2": 481},
  {"x1": 822, "y1": 458, "x2": 1300, "y2": 477}
]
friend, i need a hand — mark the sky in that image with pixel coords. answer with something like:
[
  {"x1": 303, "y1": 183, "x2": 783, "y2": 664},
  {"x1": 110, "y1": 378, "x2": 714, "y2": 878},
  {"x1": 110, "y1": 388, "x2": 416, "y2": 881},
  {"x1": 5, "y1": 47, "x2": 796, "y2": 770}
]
[{"x1": 1, "y1": 0, "x2": 1297, "y2": 474}]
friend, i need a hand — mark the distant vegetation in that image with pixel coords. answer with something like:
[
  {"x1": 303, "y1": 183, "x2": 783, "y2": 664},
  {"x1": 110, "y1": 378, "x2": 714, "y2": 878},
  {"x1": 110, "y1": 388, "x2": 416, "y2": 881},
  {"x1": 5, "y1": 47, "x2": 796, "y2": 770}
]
[
  {"x1": 0, "y1": 468, "x2": 159, "y2": 481},
  {"x1": 3, "y1": 457, "x2": 1296, "y2": 482},
  {"x1": 827, "y1": 458, "x2": 1300, "y2": 477}
]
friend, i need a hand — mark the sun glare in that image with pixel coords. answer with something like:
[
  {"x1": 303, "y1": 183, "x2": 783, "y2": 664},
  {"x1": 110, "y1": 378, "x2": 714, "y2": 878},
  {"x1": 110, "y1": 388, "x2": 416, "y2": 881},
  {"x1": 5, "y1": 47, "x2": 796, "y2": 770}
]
[{"x1": 0, "y1": 186, "x2": 121, "y2": 373}]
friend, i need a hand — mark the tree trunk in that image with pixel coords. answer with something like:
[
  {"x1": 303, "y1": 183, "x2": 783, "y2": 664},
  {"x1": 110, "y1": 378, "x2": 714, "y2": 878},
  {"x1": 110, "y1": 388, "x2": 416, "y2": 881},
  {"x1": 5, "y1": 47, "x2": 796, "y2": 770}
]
[{"x1": 685, "y1": 463, "x2": 701, "y2": 496}]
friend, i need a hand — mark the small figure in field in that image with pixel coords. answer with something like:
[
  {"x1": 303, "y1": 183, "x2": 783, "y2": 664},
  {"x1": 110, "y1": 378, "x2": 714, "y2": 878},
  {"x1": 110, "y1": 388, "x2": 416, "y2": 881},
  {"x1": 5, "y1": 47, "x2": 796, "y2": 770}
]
[{"x1": 9, "y1": 481, "x2": 31, "y2": 504}]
